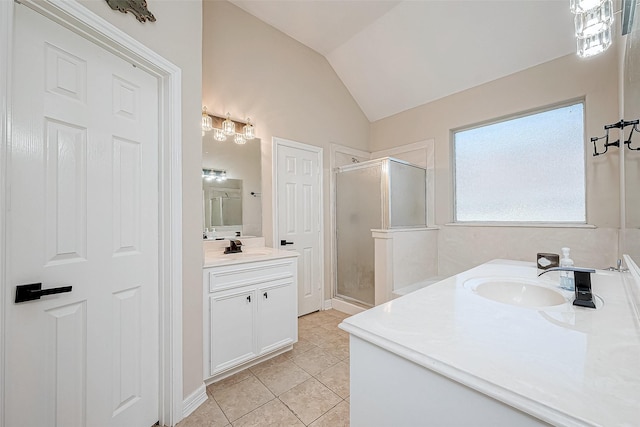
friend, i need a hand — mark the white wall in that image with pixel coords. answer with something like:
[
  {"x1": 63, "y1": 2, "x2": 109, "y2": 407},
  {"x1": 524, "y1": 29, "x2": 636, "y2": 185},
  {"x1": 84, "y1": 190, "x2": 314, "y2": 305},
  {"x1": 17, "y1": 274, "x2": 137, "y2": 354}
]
[{"x1": 371, "y1": 50, "x2": 621, "y2": 275}]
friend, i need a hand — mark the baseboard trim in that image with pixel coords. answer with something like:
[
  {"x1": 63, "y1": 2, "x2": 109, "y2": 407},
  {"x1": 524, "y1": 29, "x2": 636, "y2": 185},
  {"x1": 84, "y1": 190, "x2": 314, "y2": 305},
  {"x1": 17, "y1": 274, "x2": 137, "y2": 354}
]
[
  {"x1": 331, "y1": 298, "x2": 366, "y2": 315},
  {"x1": 323, "y1": 299, "x2": 333, "y2": 310},
  {"x1": 182, "y1": 383, "x2": 207, "y2": 419}
]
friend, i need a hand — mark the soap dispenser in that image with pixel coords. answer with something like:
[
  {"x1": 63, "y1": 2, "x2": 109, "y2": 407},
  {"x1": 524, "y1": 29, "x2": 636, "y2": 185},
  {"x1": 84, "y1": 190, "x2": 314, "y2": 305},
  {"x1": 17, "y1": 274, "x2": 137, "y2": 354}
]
[{"x1": 559, "y1": 247, "x2": 574, "y2": 291}]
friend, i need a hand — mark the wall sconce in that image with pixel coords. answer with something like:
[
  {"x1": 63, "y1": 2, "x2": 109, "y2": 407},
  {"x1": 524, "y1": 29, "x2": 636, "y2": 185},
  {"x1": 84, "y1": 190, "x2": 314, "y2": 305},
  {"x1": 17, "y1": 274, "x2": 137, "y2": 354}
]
[
  {"x1": 202, "y1": 107, "x2": 257, "y2": 144},
  {"x1": 202, "y1": 168, "x2": 227, "y2": 181}
]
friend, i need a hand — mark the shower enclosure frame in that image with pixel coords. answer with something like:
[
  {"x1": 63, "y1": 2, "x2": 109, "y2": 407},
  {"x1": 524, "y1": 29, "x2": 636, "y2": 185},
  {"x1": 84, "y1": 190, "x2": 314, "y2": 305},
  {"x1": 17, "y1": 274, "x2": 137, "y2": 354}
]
[{"x1": 333, "y1": 157, "x2": 427, "y2": 307}]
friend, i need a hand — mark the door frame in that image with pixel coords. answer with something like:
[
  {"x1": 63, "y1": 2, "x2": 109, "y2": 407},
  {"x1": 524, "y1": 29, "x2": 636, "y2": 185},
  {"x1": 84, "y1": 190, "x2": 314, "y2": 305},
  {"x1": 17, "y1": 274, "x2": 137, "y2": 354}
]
[
  {"x1": 0, "y1": 0, "x2": 184, "y2": 425},
  {"x1": 272, "y1": 137, "x2": 324, "y2": 312}
]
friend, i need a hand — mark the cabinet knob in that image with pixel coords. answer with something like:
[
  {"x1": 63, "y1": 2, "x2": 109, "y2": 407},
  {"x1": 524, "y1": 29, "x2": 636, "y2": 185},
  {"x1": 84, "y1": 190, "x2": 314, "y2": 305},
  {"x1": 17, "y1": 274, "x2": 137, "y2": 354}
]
[
  {"x1": 263, "y1": 292, "x2": 268, "y2": 299},
  {"x1": 246, "y1": 295, "x2": 251, "y2": 303}
]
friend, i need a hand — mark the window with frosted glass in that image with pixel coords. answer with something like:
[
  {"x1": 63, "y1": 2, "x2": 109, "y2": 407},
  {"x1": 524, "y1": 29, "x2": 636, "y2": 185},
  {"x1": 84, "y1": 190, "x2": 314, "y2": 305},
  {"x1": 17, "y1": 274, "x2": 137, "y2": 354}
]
[{"x1": 454, "y1": 102, "x2": 586, "y2": 222}]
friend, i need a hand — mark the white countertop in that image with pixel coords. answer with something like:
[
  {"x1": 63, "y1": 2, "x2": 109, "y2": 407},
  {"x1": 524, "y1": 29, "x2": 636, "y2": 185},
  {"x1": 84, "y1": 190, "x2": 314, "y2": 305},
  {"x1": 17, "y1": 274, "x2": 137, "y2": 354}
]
[
  {"x1": 203, "y1": 244, "x2": 298, "y2": 268},
  {"x1": 340, "y1": 259, "x2": 640, "y2": 426}
]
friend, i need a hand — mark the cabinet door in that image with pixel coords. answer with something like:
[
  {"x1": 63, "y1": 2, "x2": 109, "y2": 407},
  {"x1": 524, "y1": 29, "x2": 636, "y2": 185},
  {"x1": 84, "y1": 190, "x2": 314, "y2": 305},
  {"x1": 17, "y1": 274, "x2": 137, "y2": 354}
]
[
  {"x1": 210, "y1": 290, "x2": 256, "y2": 375},
  {"x1": 257, "y1": 281, "x2": 295, "y2": 354}
]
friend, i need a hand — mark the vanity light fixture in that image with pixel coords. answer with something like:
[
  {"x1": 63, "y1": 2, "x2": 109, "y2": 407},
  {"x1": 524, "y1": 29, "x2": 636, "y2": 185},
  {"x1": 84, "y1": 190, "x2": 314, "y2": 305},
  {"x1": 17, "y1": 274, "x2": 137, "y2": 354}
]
[
  {"x1": 201, "y1": 106, "x2": 213, "y2": 132},
  {"x1": 570, "y1": 0, "x2": 604, "y2": 14},
  {"x1": 574, "y1": 0, "x2": 613, "y2": 38},
  {"x1": 243, "y1": 118, "x2": 255, "y2": 140},
  {"x1": 572, "y1": 0, "x2": 613, "y2": 58},
  {"x1": 222, "y1": 113, "x2": 236, "y2": 136},
  {"x1": 213, "y1": 128, "x2": 227, "y2": 142},
  {"x1": 201, "y1": 110, "x2": 258, "y2": 143},
  {"x1": 570, "y1": 0, "x2": 637, "y2": 58},
  {"x1": 202, "y1": 168, "x2": 227, "y2": 182}
]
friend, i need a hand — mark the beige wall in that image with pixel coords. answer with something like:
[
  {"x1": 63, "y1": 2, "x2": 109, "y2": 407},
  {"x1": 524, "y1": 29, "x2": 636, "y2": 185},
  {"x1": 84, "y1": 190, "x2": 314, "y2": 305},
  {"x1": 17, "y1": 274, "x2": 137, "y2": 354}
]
[
  {"x1": 371, "y1": 50, "x2": 621, "y2": 274},
  {"x1": 202, "y1": 1, "x2": 370, "y2": 300},
  {"x1": 78, "y1": 0, "x2": 204, "y2": 398}
]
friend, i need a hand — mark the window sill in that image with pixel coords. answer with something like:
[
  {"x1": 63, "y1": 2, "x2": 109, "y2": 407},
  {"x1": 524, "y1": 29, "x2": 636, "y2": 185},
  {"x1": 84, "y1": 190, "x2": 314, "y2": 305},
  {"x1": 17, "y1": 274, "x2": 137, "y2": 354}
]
[{"x1": 445, "y1": 222, "x2": 596, "y2": 229}]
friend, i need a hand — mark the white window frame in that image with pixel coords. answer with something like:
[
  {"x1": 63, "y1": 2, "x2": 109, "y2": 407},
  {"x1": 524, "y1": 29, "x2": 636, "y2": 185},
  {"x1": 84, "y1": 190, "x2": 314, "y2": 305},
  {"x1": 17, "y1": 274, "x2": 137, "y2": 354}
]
[{"x1": 451, "y1": 100, "x2": 588, "y2": 226}]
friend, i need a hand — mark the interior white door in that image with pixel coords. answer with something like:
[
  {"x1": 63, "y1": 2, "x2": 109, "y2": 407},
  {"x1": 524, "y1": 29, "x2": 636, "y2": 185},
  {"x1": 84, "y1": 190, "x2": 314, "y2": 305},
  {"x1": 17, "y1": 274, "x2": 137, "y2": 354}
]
[
  {"x1": 5, "y1": 5, "x2": 159, "y2": 426},
  {"x1": 276, "y1": 141, "x2": 322, "y2": 316}
]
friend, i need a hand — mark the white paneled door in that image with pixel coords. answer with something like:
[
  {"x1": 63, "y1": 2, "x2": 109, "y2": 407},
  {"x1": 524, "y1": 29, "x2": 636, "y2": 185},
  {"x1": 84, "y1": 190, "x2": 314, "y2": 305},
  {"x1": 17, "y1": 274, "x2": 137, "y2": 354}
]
[
  {"x1": 5, "y1": 5, "x2": 159, "y2": 426},
  {"x1": 276, "y1": 140, "x2": 322, "y2": 316}
]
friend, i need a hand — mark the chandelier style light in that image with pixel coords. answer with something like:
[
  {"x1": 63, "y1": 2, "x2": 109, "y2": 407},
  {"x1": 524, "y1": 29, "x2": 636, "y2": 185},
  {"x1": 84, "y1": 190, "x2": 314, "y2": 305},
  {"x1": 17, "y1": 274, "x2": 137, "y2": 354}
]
[
  {"x1": 243, "y1": 118, "x2": 255, "y2": 140},
  {"x1": 222, "y1": 113, "x2": 236, "y2": 136},
  {"x1": 201, "y1": 107, "x2": 258, "y2": 145},
  {"x1": 570, "y1": 0, "x2": 613, "y2": 57},
  {"x1": 201, "y1": 106, "x2": 213, "y2": 132}
]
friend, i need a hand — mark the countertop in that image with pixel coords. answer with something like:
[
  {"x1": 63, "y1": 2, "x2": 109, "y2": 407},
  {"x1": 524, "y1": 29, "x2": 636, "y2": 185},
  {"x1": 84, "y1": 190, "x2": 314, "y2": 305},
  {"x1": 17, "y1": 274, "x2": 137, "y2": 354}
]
[
  {"x1": 339, "y1": 259, "x2": 640, "y2": 426},
  {"x1": 203, "y1": 239, "x2": 298, "y2": 268}
]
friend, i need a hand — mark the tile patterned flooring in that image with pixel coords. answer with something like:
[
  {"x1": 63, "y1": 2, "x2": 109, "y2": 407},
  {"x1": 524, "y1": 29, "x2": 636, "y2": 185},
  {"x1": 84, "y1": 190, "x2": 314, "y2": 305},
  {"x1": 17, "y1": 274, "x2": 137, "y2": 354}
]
[{"x1": 179, "y1": 309, "x2": 351, "y2": 427}]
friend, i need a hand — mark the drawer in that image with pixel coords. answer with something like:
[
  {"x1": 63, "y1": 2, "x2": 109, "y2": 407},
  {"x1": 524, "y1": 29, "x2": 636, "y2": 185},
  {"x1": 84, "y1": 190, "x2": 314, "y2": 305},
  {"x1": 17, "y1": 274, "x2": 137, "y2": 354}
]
[{"x1": 207, "y1": 258, "x2": 295, "y2": 292}]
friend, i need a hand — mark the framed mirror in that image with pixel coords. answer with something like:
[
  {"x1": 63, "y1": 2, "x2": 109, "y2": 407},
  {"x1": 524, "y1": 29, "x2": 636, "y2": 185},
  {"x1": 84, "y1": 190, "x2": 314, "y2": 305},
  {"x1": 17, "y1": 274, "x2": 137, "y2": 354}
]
[
  {"x1": 202, "y1": 132, "x2": 262, "y2": 238},
  {"x1": 624, "y1": 17, "x2": 640, "y2": 264}
]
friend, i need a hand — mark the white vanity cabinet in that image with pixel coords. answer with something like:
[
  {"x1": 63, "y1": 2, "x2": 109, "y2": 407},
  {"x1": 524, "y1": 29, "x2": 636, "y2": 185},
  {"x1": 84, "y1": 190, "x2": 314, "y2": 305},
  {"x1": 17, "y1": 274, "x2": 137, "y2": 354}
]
[{"x1": 204, "y1": 253, "x2": 298, "y2": 381}]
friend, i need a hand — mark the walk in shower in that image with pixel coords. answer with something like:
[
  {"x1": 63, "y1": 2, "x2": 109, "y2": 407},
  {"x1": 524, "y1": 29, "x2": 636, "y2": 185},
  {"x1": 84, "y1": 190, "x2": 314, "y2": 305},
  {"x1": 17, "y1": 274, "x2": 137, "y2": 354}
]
[{"x1": 335, "y1": 157, "x2": 427, "y2": 307}]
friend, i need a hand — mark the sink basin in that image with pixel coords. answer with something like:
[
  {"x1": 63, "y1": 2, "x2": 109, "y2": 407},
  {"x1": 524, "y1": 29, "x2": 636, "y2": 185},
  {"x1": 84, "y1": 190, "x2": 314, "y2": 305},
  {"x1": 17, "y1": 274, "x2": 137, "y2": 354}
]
[{"x1": 464, "y1": 277, "x2": 566, "y2": 308}]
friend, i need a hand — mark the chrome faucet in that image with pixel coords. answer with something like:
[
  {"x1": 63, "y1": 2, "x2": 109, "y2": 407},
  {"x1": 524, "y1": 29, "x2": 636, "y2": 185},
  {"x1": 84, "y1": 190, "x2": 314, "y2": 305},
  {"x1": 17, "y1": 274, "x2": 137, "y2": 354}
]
[
  {"x1": 606, "y1": 259, "x2": 628, "y2": 272},
  {"x1": 538, "y1": 267, "x2": 597, "y2": 309}
]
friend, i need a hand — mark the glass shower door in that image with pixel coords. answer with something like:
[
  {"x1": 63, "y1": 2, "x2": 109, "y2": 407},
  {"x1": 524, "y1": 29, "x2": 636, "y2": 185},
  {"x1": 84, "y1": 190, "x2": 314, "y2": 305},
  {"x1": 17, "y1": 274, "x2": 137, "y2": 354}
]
[{"x1": 335, "y1": 162, "x2": 382, "y2": 306}]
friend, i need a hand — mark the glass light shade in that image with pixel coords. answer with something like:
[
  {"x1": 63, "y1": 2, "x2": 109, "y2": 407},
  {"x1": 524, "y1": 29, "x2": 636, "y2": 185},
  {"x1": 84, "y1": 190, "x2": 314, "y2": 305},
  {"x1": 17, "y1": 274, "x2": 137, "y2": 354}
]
[
  {"x1": 201, "y1": 107, "x2": 213, "y2": 132},
  {"x1": 574, "y1": 0, "x2": 612, "y2": 39},
  {"x1": 213, "y1": 128, "x2": 226, "y2": 141},
  {"x1": 570, "y1": 0, "x2": 604, "y2": 14},
  {"x1": 577, "y1": 26, "x2": 612, "y2": 57},
  {"x1": 243, "y1": 118, "x2": 255, "y2": 140},
  {"x1": 234, "y1": 133, "x2": 247, "y2": 145},
  {"x1": 222, "y1": 113, "x2": 235, "y2": 136}
]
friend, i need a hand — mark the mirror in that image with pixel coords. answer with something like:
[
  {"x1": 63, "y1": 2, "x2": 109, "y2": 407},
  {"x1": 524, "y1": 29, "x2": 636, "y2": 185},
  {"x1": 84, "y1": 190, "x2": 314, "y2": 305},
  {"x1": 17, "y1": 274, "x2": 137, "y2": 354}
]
[
  {"x1": 203, "y1": 177, "x2": 243, "y2": 228},
  {"x1": 624, "y1": 17, "x2": 640, "y2": 263},
  {"x1": 202, "y1": 132, "x2": 262, "y2": 238}
]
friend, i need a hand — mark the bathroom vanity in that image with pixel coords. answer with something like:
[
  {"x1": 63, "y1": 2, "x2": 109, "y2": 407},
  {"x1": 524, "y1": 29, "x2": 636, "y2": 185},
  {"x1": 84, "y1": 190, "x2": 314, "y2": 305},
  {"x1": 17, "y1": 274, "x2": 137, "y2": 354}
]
[
  {"x1": 340, "y1": 259, "x2": 640, "y2": 426},
  {"x1": 203, "y1": 240, "x2": 298, "y2": 382}
]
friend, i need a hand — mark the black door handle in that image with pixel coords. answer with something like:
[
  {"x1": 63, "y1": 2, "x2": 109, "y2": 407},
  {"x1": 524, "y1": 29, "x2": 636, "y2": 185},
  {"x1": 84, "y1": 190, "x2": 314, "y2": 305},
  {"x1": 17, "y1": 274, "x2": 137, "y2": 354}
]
[
  {"x1": 15, "y1": 283, "x2": 72, "y2": 303},
  {"x1": 263, "y1": 292, "x2": 268, "y2": 299},
  {"x1": 246, "y1": 295, "x2": 251, "y2": 303},
  {"x1": 280, "y1": 240, "x2": 294, "y2": 246}
]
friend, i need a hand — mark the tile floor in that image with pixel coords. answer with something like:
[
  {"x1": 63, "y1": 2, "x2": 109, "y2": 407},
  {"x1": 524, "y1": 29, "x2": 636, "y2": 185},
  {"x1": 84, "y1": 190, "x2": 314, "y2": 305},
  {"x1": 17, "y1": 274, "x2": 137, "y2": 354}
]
[{"x1": 179, "y1": 309, "x2": 351, "y2": 427}]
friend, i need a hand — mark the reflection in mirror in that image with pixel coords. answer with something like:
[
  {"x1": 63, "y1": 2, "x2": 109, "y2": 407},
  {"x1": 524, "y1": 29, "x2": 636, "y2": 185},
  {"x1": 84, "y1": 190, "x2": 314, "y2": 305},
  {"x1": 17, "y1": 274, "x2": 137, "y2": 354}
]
[
  {"x1": 202, "y1": 132, "x2": 262, "y2": 238},
  {"x1": 203, "y1": 176, "x2": 242, "y2": 229},
  {"x1": 624, "y1": 16, "x2": 640, "y2": 263}
]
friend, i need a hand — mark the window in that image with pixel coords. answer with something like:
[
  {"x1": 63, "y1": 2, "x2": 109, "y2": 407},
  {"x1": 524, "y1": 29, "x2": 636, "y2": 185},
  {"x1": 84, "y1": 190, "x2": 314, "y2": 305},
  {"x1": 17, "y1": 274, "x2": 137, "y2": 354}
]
[{"x1": 454, "y1": 102, "x2": 586, "y2": 223}]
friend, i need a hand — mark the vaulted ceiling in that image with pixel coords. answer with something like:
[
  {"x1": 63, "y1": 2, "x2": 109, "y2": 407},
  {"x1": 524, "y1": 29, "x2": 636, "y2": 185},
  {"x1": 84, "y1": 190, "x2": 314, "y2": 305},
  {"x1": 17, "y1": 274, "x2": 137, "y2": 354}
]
[{"x1": 229, "y1": 1, "x2": 577, "y2": 122}]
